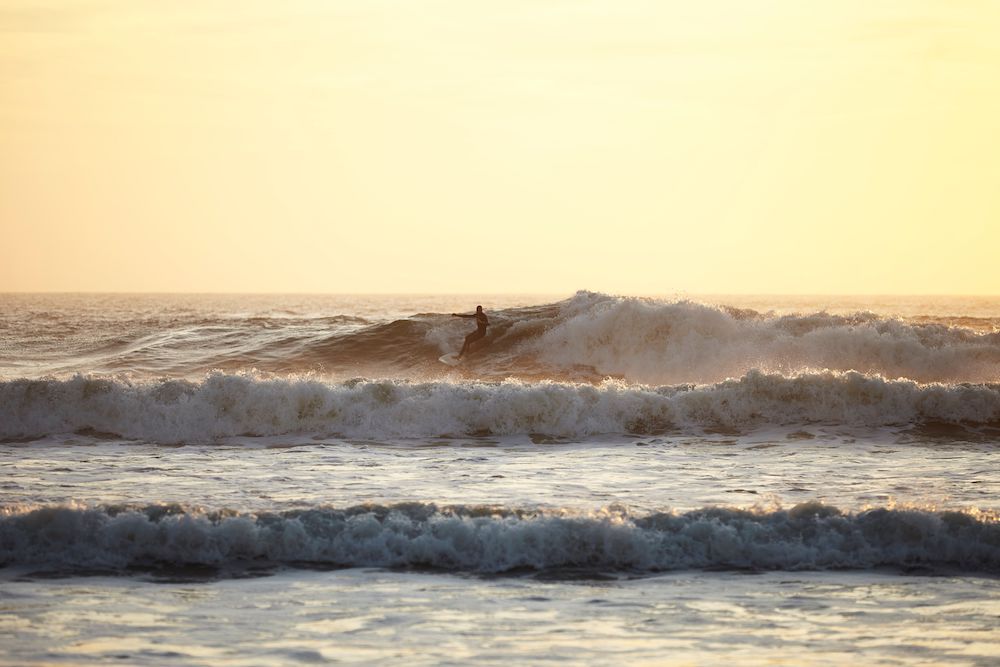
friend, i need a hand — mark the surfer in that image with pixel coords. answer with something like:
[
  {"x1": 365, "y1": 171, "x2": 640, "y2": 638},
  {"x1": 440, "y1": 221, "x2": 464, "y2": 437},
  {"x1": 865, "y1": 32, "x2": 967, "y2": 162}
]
[{"x1": 453, "y1": 305, "x2": 489, "y2": 358}]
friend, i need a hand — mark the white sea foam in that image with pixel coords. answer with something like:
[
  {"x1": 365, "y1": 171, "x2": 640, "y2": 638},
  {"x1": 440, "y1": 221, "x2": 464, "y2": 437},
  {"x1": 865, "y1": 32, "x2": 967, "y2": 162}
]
[
  {"x1": 2, "y1": 502, "x2": 996, "y2": 574},
  {"x1": 530, "y1": 292, "x2": 1000, "y2": 384},
  {"x1": 2, "y1": 372, "x2": 998, "y2": 444}
]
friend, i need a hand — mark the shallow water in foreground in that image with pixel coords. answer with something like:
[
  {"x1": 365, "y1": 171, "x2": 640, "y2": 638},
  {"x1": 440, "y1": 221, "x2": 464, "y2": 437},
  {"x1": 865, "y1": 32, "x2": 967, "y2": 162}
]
[
  {"x1": 3, "y1": 569, "x2": 999, "y2": 666},
  {"x1": 3, "y1": 436, "x2": 999, "y2": 665}
]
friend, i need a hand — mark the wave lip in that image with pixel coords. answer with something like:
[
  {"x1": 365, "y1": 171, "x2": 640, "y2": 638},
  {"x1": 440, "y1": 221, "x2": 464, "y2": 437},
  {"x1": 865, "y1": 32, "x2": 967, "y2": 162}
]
[
  {"x1": 2, "y1": 372, "x2": 1000, "y2": 444},
  {"x1": 2, "y1": 502, "x2": 997, "y2": 575}
]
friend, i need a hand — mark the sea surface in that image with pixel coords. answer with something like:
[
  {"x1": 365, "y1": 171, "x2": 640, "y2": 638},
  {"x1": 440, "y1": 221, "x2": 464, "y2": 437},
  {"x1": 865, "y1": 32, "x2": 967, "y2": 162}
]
[{"x1": 1, "y1": 292, "x2": 999, "y2": 665}]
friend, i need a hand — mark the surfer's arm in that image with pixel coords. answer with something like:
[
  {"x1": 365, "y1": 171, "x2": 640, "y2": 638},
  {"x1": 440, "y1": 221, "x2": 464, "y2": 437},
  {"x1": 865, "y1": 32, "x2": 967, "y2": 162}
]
[{"x1": 452, "y1": 313, "x2": 475, "y2": 318}]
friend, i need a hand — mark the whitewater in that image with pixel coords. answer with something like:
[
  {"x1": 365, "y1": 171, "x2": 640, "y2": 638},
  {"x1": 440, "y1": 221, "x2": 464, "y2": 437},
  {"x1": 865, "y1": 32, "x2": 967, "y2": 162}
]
[{"x1": 2, "y1": 292, "x2": 999, "y2": 666}]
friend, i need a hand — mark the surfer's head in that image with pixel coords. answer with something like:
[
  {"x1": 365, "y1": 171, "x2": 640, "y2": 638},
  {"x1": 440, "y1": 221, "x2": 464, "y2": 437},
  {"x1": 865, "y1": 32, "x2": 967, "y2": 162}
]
[{"x1": 476, "y1": 305, "x2": 483, "y2": 312}]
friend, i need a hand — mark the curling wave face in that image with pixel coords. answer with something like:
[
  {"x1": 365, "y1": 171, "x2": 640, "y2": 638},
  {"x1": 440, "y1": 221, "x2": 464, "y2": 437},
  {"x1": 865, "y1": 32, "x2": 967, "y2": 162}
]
[
  {"x1": 306, "y1": 291, "x2": 1000, "y2": 383},
  {"x1": 3, "y1": 371, "x2": 999, "y2": 444},
  {"x1": 2, "y1": 502, "x2": 997, "y2": 575}
]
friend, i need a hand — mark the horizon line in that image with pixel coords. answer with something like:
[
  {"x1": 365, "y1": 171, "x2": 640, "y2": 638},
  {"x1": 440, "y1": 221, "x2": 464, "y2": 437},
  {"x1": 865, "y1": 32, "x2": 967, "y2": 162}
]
[{"x1": 2, "y1": 290, "x2": 998, "y2": 298}]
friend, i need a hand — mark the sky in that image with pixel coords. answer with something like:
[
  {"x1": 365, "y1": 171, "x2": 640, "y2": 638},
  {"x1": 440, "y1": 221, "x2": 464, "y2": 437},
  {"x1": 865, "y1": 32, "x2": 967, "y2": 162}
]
[{"x1": 2, "y1": 0, "x2": 998, "y2": 294}]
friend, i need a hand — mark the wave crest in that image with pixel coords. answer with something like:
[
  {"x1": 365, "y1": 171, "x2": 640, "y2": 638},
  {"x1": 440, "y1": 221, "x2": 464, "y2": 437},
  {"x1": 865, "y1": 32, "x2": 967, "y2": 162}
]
[
  {"x1": 2, "y1": 371, "x2": 998, "y2": 444},
  {"x1": 2, "y1": 502, "x2": 997, "y2": 575}
]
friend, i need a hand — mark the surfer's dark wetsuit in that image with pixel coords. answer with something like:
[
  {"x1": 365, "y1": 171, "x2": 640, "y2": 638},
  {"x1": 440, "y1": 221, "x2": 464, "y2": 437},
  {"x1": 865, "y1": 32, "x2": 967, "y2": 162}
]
[{"x1": 453, "y1": 306, "x2": 489, "y2": 358}]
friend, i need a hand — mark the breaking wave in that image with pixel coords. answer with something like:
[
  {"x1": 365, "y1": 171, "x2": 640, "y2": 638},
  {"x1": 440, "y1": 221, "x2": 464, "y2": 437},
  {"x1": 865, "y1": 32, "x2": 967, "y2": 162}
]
[
  {"x1": 7, "y1": 292, "x2": 999, "y2": 384},
  {"x1": 521, "y1": 292, "x2": 1000, "y2": 384},
  {"x1": 2, "y1": 371, "x2": 999, "y2": 444},
  {"x1": 299, "y1": 291, "x2": 1000, "y2": 384},
  {"x1": 2, "y1": 502, "x2": 997, "y2": 575}
]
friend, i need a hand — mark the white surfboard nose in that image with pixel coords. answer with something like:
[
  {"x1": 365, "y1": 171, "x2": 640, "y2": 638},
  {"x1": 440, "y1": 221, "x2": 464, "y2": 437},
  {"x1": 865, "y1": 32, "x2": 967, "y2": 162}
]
[{"x1": 439, "y1": 353, "x2": 461, "y2": 366}]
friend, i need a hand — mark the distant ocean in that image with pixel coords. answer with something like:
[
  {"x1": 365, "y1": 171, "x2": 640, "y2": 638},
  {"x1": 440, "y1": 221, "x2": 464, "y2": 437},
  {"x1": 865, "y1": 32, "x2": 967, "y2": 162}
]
[{"x1": 2, "y1": 292, "x2": 999, "y2": 665}]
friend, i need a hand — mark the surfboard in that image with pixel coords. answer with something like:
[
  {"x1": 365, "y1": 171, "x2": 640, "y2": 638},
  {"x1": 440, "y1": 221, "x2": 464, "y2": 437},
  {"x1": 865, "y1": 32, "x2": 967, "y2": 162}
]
[{"x1": 438, "y1": 352, "x2": 461, "y2": 366}]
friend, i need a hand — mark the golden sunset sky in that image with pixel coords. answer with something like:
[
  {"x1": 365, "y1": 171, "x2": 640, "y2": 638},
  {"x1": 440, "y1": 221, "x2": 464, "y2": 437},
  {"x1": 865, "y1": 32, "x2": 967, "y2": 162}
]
[{"x1": 2, "y1": 0, "x2": 998, "y2": 294}]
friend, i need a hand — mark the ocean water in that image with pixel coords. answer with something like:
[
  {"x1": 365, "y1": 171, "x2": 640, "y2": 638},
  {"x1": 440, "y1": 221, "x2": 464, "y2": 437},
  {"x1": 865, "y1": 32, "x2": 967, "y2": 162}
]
[{"x1": 1, "y1": 292, "x2": 999, "y2": 665}]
